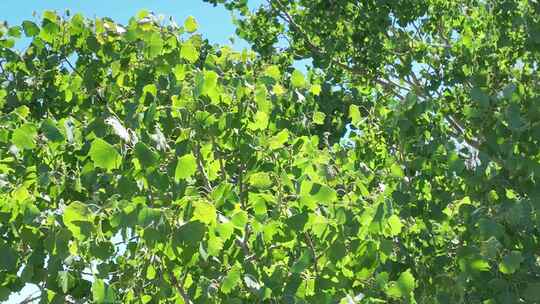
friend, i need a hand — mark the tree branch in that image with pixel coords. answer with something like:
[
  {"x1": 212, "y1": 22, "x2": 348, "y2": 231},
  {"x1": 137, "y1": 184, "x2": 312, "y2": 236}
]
[{"x1": 168, "y1": 270, "x2": 192, "y2": 304}]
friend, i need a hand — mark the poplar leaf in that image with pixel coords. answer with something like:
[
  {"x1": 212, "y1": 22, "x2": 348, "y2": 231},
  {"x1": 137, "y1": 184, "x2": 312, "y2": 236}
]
[
  {"x1": 175, "y1": 153, "x2": 197, "y2": 182},
  {"x1": 184, "y1": 16, "x2": 198, "y2": 33},
  {"x1": 89, "y1": 138, "x2": 121, "y2": 171}
]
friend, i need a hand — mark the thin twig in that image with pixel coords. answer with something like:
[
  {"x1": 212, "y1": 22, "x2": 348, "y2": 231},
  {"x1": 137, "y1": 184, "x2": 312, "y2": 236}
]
[
  {"x1": 17, "y1": 294, "x2": 41, "y2": 304},
  {"x1": 304, "y1": 231, "x2": 319, "y2": 276},
  {"x1": 194, "y1": 142, "x2": 213, "y2": 193}
]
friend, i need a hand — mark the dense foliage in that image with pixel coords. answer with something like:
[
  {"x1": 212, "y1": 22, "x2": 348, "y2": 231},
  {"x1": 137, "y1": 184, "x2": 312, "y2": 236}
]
[{"x1": 0, "y1": 1, "x2": 539, "y2": 303}]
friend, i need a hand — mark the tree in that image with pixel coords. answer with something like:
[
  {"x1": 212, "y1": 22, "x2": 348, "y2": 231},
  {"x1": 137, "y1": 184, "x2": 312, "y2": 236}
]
[
  {"x1": 0, "y1": 1, "x2": 539, "y2": 304},
  {"x1": 209, "y1": 0, "x2": 540, "y2": 302}
]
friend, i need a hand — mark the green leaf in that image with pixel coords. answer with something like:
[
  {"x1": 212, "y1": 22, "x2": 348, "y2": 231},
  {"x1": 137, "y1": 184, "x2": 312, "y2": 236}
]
[
  {"x1": 231, "y1": 210, "x2": 248, "y2": 229},
  {"x1": 469, "y1": 258, "x2": 490, "y2": 272},
  {"x1": 0, "y1": 89, "x2": 6, "y2": 108},
  {"x1": 173, "y1": 221, "x2": 206, "y2": 253},
  {"x1": 22, "y1": 21, "x2": 40, "y2": 37},
  {"x1": 39, "y1": 20, "x2": 60, "y2": 43},
  {"x1": 92, "y1": 279, "x2": 116, "y2": 303},
  {"x1": 255, "y1": 83, "x2": 271, "y2": 113},
  {"x1": 249, "y1": 172, "x2": 272, "y2": 189},
  {"x1": 291, "y1": 250, "x2": 312, "y2": 273},
  {"x1": 499, "y1": 251, "x2": 523, "y2": 274},
  {"x1": 524, "y1": 283, "x2": 540, "y2": 301},
  {"x1": 180, "y1": 42, "x2": 199, "y2": 63},
  {"x1": 313, "y1": 111, "x2": 326, "y2": 125},
  {"x1": 390, "y1": 163, "x2": 404, "y2": 178},
  {"x1": 470, "y1": 87, "x2": 490, "y2": 107},
  {"x1": 251, "y1": 194, "x2": 268, "y2": 216},
  {"x1": 312, "y1": 183, "x2": 337, "y2": 204},
  {"x1": 63, "y1": 202, "x2": 94, "y2": 240},
  {"x1": 291, "y1": 69, "x2": 306, "y2": 88},
  {"x1": 134, "y1": 142, "x2": 158, "y2": 168},
  {"x1": 221, "y1": 262, "x2": 242, "y2": 294},
  {"x1": 0, "y1": 242, "x2": 17, "y2": 272},
  {"x1": 269, "y1": 129, "x2": 289, "y2": 150},
  {"x1": 41, "y1": 119, "x2": 65, "y2": 142},
  {"x1": 184, "y1": 16, "x2": 198, "y2": 33},
  {"x1": 193, "y1": 201, "x2": 217, "y2": 224},
  {"x1": 137, "y1": 206, "x2": 161, "y2": 226},
  {"x1": 386, "y1": 269, "x2": 415, "y2": 298},
  {"x1": 89, "y1": 138, "x2": 122, "y2": 171},
  {"x1": 8, "y1": 26, "x2": 22, "y2": 38},
  {"x1": 145, "y1": 31, "x2": 163, "y2": 58},
  {"x1": 197, "y1": 70, "x2": 219, "y2": 100},
  {"x1": 386, "y1": 215, "x2": 403, "y2": 236},
  {"x1": 505, "y1": 103, "x2": 525, "y2": 131},
  {"x1": 12, "y1": 123, "x2": 38, "y2": 150},
  {"x1": 216, "y1": 222, "x2": 234, "y2": 240},
  {"x1": 175, "y1": 153, "x2": 197, "y2": 182},
  {"x1": 173, "y1": 64, "x2": 186, "y2": 81},
  {"x1": 58, "y1": 271, "x2": 75, "y2": 293},
  {"x1": 300, "y1": 181, "x2": 337, "y2": 209}
]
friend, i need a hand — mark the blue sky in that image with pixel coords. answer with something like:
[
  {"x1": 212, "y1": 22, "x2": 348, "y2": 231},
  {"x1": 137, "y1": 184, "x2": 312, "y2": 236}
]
[{"x1": 1, "y1": 0, "x2": 263, "y2": 48}]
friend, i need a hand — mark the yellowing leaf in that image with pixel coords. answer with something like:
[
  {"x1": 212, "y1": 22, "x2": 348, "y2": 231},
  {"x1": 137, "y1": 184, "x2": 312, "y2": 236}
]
[
  {"x1": 310, "y1": 84, "x2": 321, "y2": 95},
  {"x1": 143, "y1": 84, "x2": 157, "y2": 97},
  {"x1": 349, "y1": 104, "x2": 361, "y2": 125},
  {"x1": 269, "y1": 129, "x2": 289, "y2": 150},
  {"x1": 193, "y1": 201, "x2": 217, "y2": 224},
  {"x1": 180, "y1": 42, "x2": 199, "y2": 63},
  {"x1": 272, "y1": 84, "x2": 285, "y2": 95},
  {"x1": 291, "y1": 69, "x2": 306, "y2": 88},
  {"x1": 248, "y1": 111, "x2": 269, "y2": 131},
  {"x1": 146, "y1": 265, "x2": 156, "y2": 280},
  {"x1": 184, "y1": 16, "x2": 198, "y2": 33},
  {"x1": 264, "y1": 65, "x2": 281, "y2": 80},
  {"x1": 249, "y1": 172, "x2": 272, "y2": 189},
  {"x1": 313, "y1": 111, "x2": 325, "y2": 125}
]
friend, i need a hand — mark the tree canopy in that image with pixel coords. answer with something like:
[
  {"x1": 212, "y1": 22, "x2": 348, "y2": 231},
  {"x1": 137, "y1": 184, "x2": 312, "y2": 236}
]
[{"x1": 1, "y1": 1, "x2": 540, "y2": 303}]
